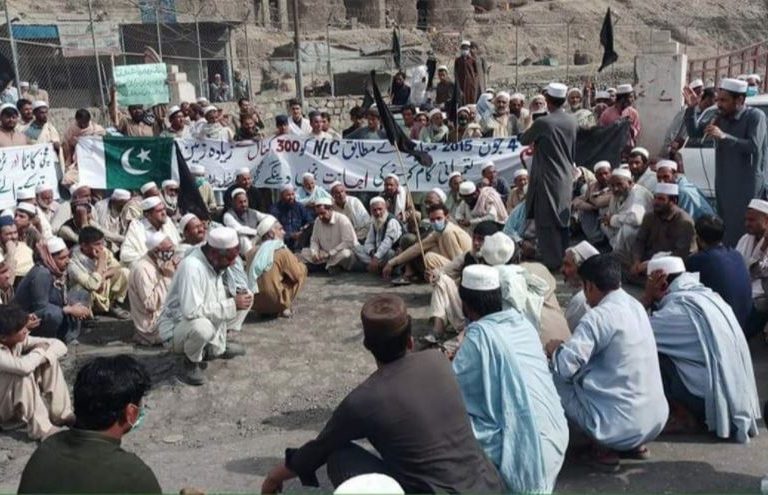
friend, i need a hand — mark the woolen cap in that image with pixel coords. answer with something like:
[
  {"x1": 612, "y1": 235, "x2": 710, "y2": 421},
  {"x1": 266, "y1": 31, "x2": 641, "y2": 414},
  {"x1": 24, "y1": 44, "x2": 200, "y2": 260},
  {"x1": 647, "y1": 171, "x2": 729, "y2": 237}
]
[
  {"x1": 647, "y1": 255, "x2": 686, "y2": 275},
  {"x1": 207, "y1": 227, "x2": 239, "y2": 250},
  {"x1": 479, "y1": 232, "x2": 515, "y2": 266},
  {"x1": 360, "y1": 294, "x2": 410, "y2": 340},
  {"x1": 461, "y1": 264, "x2": 501, "y2": 290}
]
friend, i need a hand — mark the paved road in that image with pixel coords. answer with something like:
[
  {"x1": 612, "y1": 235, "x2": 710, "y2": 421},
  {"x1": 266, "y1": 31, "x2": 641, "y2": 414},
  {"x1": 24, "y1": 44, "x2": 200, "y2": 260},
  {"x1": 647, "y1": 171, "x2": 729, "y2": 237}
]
[{"x1": 0, "y1": 272, "x2": 766, "y2": 493}]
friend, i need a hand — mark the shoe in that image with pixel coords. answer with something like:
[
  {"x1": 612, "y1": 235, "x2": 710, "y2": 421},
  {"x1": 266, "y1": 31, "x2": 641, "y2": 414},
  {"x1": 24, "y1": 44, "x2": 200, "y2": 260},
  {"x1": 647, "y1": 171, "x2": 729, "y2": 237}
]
[
  {"x1": 109, "y1": 307, "x2": 131, "y2": 320},
  {"x1": 219, "y1": 342, "x2": 246, "y2": 360},
  {"x1": 181, "y1": 360, "x2": 205, "y2": 386}
]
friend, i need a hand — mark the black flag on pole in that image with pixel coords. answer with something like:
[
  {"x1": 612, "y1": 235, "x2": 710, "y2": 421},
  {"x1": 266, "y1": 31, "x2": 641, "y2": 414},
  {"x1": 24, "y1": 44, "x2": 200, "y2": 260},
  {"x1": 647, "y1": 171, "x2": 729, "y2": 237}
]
[
  {"x1": 174, "y1": 144, "x2": 211, "y2": 222},
  {"x1": 370, "y1": 70, "x2": 432, "y2": 167},
  {"x1": 598, "y1": 8, "x2": 618, "y2": 72},
  {"x1": 391, "y1": 28, "x2": 402, "y2": 70},
  {"x1": 0, "y1": 53, "x2": 14, "y2": 91}
]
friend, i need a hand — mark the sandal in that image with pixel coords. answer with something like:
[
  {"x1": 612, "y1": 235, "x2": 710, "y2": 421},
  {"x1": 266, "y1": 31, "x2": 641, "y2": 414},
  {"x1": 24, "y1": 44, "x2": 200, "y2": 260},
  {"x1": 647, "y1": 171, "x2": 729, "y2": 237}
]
[{"x1": 391, "y1": 276, "x2": 412, "y2": 286}]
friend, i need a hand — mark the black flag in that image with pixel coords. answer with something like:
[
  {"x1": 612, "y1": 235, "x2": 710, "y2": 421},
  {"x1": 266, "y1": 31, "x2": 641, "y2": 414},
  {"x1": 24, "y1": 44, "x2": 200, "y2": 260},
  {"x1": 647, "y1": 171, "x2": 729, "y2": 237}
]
[
  {"x1": 391, "y1": 28, "x2": 402, "y2": 70},
  {"x1": 0, "y1": 53, "x2": 14, "y2": 91},
  {"x1": 174, "y1": 144, "x2": 211, "y2": 222},
  {"x1": 370, "y1": 70, "x2": 432, "y2": 167},
  {"x1": 426, "y1": 52, "x2": 437, "y2": 90},
  {"x1": 598, "y1": 8, "x2": 618, "y2": 72}
]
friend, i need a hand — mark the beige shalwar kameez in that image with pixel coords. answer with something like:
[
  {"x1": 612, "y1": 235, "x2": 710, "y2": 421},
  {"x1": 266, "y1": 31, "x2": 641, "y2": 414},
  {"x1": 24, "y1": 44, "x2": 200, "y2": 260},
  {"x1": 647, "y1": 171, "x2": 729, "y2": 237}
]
[
  {"x1": 300, "y1": 212, "x2": 358, "y2": 271},
  {"x1": 128, "y1": 255, "x2": 173, "y2": 345}
]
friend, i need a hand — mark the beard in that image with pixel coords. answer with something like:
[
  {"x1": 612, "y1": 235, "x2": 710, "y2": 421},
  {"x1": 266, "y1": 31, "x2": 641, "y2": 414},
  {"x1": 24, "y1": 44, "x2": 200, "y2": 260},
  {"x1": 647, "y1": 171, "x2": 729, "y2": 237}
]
[
  {"x1": 163, "y1": 194, "x2": 178, "y2": 209},
  {"x1": 373, "y1": 214, "x2": 388, "y2": 230}
]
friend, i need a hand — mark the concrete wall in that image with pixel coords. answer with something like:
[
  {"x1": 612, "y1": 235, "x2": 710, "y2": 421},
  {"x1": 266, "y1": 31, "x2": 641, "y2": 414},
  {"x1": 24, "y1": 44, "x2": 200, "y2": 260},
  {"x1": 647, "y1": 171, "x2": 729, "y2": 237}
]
[{"x1": 634, "y1": 30, "x2": 687, "y2": 156}]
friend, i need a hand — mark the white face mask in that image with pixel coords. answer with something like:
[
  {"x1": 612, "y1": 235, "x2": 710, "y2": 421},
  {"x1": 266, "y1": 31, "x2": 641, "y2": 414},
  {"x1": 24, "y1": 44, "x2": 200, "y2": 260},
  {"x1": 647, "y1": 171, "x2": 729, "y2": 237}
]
[{"x1": 461, "y1": 49, "x2": 470, "y2": 56}]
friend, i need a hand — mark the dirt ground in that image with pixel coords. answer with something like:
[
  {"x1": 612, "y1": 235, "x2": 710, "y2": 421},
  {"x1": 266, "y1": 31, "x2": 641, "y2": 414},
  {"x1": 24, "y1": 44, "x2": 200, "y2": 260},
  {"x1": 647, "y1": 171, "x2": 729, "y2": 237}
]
[{"x1": 1, "y1": 272, "x2": 767, "y2": 493}]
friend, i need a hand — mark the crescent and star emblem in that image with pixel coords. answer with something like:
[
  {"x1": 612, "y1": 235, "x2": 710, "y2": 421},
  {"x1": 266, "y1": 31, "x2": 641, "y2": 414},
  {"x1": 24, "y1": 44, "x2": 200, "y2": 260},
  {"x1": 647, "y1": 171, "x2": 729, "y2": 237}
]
[{"x1": 120, "y1": 147, "x2": 152, "y2": 175}]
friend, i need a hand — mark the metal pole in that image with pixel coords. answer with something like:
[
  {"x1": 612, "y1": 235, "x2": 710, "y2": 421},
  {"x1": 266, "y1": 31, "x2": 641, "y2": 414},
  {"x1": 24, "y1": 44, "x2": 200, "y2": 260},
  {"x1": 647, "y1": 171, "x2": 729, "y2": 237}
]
[
  {"x1": 292, "y1": 0, "x2": 303, "y2": 103},
  {"x1": 244, "y1": 11, "x2": 253, "y2": 98},
  {"x1": 195, "y1": 16, "x2": 204, "y2": 97},
  {"x1": 87, "y1": 0, "x2": 106, "y2": 110},
  {"x1": 326, "y1": 16, "x2": 334, "y2": 97},
  {"x1": 565, "y1": 21, "x2": 571, "y2": 80},
  {"x1": 514, "y1": 22, "x2": 519, "y2": 88},
  {"x1": 4, "y1": 2, "x2": 20, "y2": 91},
  {"x1": 155, "y1": 0, "x2": 163, "y2": 58}
]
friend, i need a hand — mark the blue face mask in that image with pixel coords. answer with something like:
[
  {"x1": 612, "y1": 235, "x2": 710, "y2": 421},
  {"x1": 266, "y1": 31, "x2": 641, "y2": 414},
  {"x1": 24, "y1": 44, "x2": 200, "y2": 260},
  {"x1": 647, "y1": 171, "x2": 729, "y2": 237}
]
[
  {"x1": 194, "y1": 177, "x2": 206, "y2": 187},
  {"x1": 747, "y1": 86, "x2": 759, "y2": 97},
  {"x1": 130, "y1": 407, "x2": 146, "y2": 432},
  {"x1": 431, "y1": 220, "x2": 446, "y2": 233}
]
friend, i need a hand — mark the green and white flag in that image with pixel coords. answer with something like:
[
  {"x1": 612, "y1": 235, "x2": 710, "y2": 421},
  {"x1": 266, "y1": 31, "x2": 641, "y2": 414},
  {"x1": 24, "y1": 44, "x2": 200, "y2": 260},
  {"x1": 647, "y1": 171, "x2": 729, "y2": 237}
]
[{"x1": 77, "y1": 136, "x2": 175, "y2": 190}]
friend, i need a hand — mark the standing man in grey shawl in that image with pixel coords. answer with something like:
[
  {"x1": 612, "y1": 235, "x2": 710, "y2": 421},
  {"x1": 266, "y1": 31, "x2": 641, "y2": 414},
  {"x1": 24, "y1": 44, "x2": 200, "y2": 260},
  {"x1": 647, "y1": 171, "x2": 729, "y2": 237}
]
[
  {"x1": 520, "y1": 82, "x2": 578, "y2": 270},
  {"x1": 684, "y1": 77, "x2": 768, "y2": 246}
]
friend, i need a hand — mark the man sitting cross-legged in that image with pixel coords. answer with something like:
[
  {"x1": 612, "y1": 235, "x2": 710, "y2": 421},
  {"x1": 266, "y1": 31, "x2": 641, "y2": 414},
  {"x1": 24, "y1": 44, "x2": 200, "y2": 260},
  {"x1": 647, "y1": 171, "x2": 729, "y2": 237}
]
[{"x1": 354, "y1": 196, "x2": 403, "y2": 276}]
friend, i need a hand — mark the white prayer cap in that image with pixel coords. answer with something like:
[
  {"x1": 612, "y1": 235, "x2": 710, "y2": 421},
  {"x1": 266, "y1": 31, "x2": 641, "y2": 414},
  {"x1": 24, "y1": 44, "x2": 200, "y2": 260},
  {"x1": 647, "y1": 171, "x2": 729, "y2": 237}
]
[
  {"x1": 428, "y1": 108, "x2": 443, "y2": 119},
  {"x1": 15, "y1": 188, "x2": 35, "y2": 200},
  {"x1": 178, "y1": 213, "x2": 198, "y2": 233},
  {"x1": 207, "y1": 227, "x2": 239, "y2": 250},
  {"x1": 461, "y1": 264, "x2": 501, "y2": 291},
  {"x1": 384, "y1": 173, "x2": 400, "y2": 183},
  {"x1": 190, "y1": 164, "x2": 205, "y2": 175},
  {"x1": 566, "y1": 240, "x2": 600, "y2": 265},
  {"x1": 750, "y1": 73, "x2": 762, "y2": 82},
  {"x1": 256, "y1": 215, "x2": 278, "y2": 238},
  {"x1": 512, "y1": 168, "x2": 528, "y2": 179},
  {"x1": 630, "y1": 146, "x2": 650, "y2": 159},
  {"x1": 145, "y1": 231, "x2": 168, "y2": 251},
  {"x1": 69, "y1": 183, "x2": 87, "y2": 195},
  {"x1": 369, "y1": 196, "x2": 387, "y2": 207},
  {"x1": 481, "y1": 161, "x2": 495, "y2": 172},
  {"x1": 19, "y1": 81, "x2": 28, "y2": 87},
  {"x1": 280, "y1": 183, "x2": 295, "y2": 192},
  {"x1": 720, "y1": 78, "x2": 748, "y2": 94},
  {"x1": 32, "y1": 100, "x2": 48, "y2": 111},
  {"x1": 430, "y1": 187, "x2": 447, "y2": 203},
  {"x1": 611, "y1": 168, "x2": 632, "y2": 180},
  {"x1": 457, "y1": 106, "x2": 471, "y2": 115},
  {"x1": 689, "y1": 78, "x2": 704, "y2": 89},
  {"x1": 231, "y1": 187, "x2": 247, "y2": 199},
  {"x1": 141, "y1": 196, "x2": 163, "y2": 210},
  {"x1": 302, "y1": 172, "x2": 315, "y2": 181},
  {"x1": 737, "y1": 74, "x2": 748, "y2": 81},
  {"x1": 329, "y1": 181, "x2": 343, "y2": 191},
  {"x1": 479, "y1": 232, "x2": 515, "y2": 266},
  {"x1": 655, "y1": 183, "x2": 679, "y2": 196},
  {"x1": 567, "y1": 87, "x2": 583, "y2": 97},
  {"x1": 46, "y1": 236, "x2": 67, "y2": 254},
  {"x1": 437, "y1": 65, "x2": 448, "y2": 72},
  {"x1": 510, "y1": 92, "x2": 525, "y2": 102},
  {"x1": 607, "y1": 87, "x2": 617, "y2": 94},
  {"x1": 460, "y1": 40, "x2": 471, "y2": 47},
  {"x1": 335, "y1": 474, "x2": 404, "y2": 495},
  {"x1": 485, "y1": 87, "x2": 495, "y2": 94},
  {"x1": 616, "y1": 84, "x2": 634, "y2": 95},
  {"x1": 448, "y1": 171, "x2": 462, "y2": 180},
  {"x1": 15, "y1": 202, "x2": 36, "y2": 216},
  {"x1": 748, "y1": 198, "x2": 768, "y2": 215},
  {"x1": 647, "y1": 255, "x2": 686, "y2": 276},
  {"x1": 593, "y1": 161, "x2": 611, "y2": 173},
  {"x1": 0, "y1": 252, "x2": 4, "y2": 263},
  {"x1": 162, "y1": 179, "x2": 179, "y2": 189},
  {"x1": 203, "y1": 105, "x2": 218, "y2": 115},
  {"x1": 0, "y1": 103, "x2": 17, "y2": 114},
  {"x1": 196, "y1": 96, "x2": 209, "y2": 105},
  {"x1": 595, "y1": 90, "x2": 610, "y2": 99},
  {"x1": 111, "y1": 188, "x2": 131, "y2": 201},
  {"x1": 656, "y1": 159, "x2": 678, "y2": 172},
  {"x1": 459, "y1": 181, "x2": 476, "y2": 195},
  {"x1": 237, "y1": 167, "x2": 251, "y2": 177},
  {"x1": 545, "y1": 82, "x2": 568, "y2": 99},
  {"x1": 314, "y1": 196, "x2": 333, "y2": 207},
  {"x1": 168, "y1": 105, "x2": 183, "y2": 118},
  {"x1": 495, "y1": 91, "x2": 511, "y2": 101},
  {"x1": 140, "y1": 181, "x2": 158, "y2": 194},
  {"x1": 35, "y1": 184, "x2": 53, "y2": 194}
]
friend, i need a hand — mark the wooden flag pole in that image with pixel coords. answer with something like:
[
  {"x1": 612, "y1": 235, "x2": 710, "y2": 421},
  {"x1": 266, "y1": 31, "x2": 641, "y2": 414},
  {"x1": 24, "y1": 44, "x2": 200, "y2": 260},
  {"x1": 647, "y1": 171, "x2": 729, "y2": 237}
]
[{"x1": 391, "y1": 142, "x2": 428, "y2": 271}]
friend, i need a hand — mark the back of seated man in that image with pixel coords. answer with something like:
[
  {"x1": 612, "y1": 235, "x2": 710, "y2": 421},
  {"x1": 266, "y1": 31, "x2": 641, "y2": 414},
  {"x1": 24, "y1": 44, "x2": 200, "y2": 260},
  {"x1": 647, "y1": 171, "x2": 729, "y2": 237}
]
[
  {"x1": 261, "y1": 294, "x2": 505, "y2": 493},
  {"x1": 18, "y1": 355, "x2": 162, "y2": 494},
  {"x1": 0, "y1": 304, "x2": 72, "y2": 441}
]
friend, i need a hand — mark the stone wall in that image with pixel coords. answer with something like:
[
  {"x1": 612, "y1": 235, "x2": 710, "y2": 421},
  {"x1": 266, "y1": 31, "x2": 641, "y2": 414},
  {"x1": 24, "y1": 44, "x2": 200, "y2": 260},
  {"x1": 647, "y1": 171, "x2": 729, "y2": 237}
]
[{"x1": 47, "y1": 96, "x2": 365, "y2": 132}]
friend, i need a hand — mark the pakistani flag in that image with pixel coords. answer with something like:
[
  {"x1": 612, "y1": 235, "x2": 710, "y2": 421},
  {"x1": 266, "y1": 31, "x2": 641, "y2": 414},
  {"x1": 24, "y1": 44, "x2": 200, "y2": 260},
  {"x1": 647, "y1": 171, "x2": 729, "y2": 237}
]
[{"x1": 77, "y1": 136, "x2": 175, "y2": 190}]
